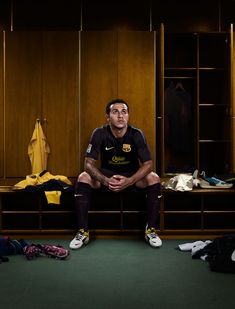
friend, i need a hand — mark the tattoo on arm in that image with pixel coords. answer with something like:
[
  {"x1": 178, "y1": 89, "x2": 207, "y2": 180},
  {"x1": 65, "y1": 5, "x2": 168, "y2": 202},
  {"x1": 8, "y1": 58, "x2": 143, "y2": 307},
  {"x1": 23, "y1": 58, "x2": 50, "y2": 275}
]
[{"x1": 84, "y1": 157, "x2": 106, "y2": 185}]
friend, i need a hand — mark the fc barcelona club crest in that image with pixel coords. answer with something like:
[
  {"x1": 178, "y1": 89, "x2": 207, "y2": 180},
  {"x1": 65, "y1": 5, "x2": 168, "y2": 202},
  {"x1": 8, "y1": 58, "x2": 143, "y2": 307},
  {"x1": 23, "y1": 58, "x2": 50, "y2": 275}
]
[{"x1": 122, "y1": 144, "x2": 131, "y2": 152}]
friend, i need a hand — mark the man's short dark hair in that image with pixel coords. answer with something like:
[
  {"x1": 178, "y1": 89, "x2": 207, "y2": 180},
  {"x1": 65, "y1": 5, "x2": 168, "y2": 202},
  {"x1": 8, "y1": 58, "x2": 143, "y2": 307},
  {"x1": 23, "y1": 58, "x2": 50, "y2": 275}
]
[{"x1": 105, "y1": 98, "x2": 129, "y2": 115}]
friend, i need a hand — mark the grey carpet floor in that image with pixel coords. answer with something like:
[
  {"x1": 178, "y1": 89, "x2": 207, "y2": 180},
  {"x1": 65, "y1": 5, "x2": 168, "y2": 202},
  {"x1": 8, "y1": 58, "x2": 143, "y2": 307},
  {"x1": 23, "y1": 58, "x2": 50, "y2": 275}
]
[{"x1": 1, "y1": 238, "x2": 235, "y2": 309}]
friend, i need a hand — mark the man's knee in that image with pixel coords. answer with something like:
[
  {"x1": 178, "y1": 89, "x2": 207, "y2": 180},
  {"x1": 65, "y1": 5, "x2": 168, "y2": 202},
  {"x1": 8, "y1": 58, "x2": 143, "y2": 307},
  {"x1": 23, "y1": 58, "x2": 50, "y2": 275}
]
[
  {"x1": 77, "y1": 172, "x2": 100, "y2": 189},
  {"x1": 136, "y1": 172, "x2": 160, "y2": 188},
  {"x1": 77, "y1": 171, "x2": 91, "y2": 183},
  {"x1": 146, "y1": 172, "x2": 160, "y2": 185}
]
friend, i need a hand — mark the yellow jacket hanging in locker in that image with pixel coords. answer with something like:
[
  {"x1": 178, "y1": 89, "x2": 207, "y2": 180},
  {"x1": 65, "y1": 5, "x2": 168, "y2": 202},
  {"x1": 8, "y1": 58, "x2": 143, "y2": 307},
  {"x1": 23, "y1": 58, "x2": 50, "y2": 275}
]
[{"x1": 28, "y1": 120, "x2": 50, "y2": 174}]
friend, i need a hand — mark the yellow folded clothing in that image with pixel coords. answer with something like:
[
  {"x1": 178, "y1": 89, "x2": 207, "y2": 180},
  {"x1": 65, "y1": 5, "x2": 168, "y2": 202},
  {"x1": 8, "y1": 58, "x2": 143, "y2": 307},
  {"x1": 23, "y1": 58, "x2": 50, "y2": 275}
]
[
  {"x1": 13, "y1": 171, "x2": 72, "y2": 190},
  {"x1": 39, "y1": 171, "x2": 72, "y2": 185},
  {"x1": 44, "y1": 191, "x2": 61, "y2": 205}
]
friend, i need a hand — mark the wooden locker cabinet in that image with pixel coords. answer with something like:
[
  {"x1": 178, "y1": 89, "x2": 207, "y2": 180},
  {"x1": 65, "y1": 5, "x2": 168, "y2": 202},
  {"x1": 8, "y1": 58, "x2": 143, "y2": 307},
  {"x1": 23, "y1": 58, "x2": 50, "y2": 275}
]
[
  {"x1": 198, "y1": 32, "x2": 231, "y2": 175},
  {"x1": 1, "y1": 188, "x2": 235, "y2": 236},
  {"x1": 0, "y1": 189, "x2": 147, "y2": 235},
  {"x1": 157, "y1": 25, "x2": 232, "y2": 177},
  {"x1": 3, "y1": 31, "x2": 79, "y2": 183},
  {"x1": 0, "y1": 30, "x2": 156, "y2": 236},
  {"x1": 0, "y1": 190, "x2": 76, "y2": 234},
  {"x1": 80, "y1": 31, "x2": 155, "y2": 166},
  {"x1": 2, "y1": 30, "x2": 155, "y2": 182},
  {"x1": 4, "y1": 31, "x2": 42, "y2": 178},
  {"x1": 1, "y1": 27, "x2": 235, "y2": 237},
  {"x1": 160, "y1": 189, "x2": 235, "y2": 235},
  {"x1": 156, "y1": 24, "x2": 235, "y2": 236},
  {"x1": 41, "y1": 31, "x2": 79, "y2": 177}
]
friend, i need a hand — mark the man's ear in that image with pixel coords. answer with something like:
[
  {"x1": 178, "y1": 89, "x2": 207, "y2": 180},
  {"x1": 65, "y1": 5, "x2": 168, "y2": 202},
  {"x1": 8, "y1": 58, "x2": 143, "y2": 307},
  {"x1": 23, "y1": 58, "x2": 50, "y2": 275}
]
[{"x1": 106, "y1": 114, "x2": 110, "y2": 122}]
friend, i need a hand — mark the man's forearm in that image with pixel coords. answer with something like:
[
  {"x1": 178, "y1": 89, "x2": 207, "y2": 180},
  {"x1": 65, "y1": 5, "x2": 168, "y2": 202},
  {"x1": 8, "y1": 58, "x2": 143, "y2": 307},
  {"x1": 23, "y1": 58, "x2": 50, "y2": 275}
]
[
  {"x1": 84, "y1": 158, "x2": 108, "y2": 186},
  {"x1": 128, "y1": 160, "x2": 153, "y2": 185}
]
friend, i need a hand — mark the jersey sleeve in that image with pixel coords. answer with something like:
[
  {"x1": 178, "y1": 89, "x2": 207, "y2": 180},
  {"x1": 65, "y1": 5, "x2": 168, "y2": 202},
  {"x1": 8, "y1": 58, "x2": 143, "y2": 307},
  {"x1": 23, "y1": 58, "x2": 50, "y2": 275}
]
[
  {"x1": 85, "y1": 128, "x2": 103, "y2": 160},
  {"x1": 134, "y1": 128, "x2": 152, "y2": 163}
]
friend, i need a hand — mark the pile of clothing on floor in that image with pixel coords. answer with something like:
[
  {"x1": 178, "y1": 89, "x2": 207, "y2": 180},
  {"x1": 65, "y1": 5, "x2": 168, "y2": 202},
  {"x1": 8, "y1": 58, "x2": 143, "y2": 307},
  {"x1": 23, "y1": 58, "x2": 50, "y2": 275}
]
[
  {"x1": 178, "y1": 234, "x2": 235, "y2": 273},
  {"x1": 0, "y1": 236, "x2": 70, "y2": 263}
]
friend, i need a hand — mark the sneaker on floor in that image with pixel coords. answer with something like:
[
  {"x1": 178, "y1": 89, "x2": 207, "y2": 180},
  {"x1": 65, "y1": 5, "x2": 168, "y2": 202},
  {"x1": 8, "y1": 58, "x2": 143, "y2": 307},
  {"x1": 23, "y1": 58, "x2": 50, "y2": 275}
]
[
  {"x1": 145, "y1": 226, "x2": 162, "y2": 248},
  {"x1": 69, "y1": 229, "x2": 89, "y2": 249}
]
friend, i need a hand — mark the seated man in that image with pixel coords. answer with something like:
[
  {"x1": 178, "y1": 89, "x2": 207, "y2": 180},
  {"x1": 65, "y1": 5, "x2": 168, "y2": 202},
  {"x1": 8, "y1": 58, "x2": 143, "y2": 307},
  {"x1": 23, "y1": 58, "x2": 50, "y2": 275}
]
[{"x1": 70, "y1": 98, "x2": 162, "y2": 249}]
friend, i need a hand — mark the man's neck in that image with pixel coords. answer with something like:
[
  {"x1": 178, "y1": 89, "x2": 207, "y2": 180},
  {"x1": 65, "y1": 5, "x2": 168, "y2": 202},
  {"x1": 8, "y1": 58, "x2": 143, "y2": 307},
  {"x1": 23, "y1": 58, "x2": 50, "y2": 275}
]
[{"x1": 110, "y1": 125, "x2": 128, "y2": 138}]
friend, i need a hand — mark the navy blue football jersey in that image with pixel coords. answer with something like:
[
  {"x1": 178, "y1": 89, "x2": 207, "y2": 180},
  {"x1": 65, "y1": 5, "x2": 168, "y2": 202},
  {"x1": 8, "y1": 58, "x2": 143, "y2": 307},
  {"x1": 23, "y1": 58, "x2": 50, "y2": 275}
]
[{"x1": 85, "y1": 125, "x2": 152, "y2": 174}]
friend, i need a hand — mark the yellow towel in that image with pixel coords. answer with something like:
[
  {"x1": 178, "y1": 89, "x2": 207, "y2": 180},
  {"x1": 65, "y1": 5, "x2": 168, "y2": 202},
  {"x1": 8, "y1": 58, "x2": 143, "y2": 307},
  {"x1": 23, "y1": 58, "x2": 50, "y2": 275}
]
[
  {"x1": 28, "y1": 120, "x2": 50, "y2": 174},
  {"x1": 44, "y1": 191, "x2": 61, "y2": 205}
]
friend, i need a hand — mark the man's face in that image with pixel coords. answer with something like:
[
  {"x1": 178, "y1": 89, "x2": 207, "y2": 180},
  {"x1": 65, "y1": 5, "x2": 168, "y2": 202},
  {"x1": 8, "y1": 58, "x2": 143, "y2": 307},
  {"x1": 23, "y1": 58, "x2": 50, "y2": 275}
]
[{"x1": 107, "y1": 103, "x2": 129, "y2": 130}]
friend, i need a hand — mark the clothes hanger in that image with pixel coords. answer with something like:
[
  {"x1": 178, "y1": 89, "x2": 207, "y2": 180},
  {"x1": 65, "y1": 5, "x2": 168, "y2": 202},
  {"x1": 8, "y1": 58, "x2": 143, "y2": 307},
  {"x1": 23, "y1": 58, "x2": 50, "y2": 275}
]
[{"x1": 175, "y1": 81, "x2": 185, "y2": 91}]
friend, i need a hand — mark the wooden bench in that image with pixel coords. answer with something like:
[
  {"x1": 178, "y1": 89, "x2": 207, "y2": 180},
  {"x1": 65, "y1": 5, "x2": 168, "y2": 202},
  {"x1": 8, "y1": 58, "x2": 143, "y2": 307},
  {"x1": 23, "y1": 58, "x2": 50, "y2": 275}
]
[
  {"x1": 0, "y1": 186, "x2": 147, "y2": 236},
  {"x1": 1, "y1": 185, "x2": 235, "y2": 238}
]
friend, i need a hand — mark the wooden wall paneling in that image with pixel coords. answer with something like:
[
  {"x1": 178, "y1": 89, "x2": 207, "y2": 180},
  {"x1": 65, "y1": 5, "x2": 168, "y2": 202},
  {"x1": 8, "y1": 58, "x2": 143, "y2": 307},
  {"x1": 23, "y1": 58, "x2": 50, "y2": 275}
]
[
  {"x1": 82, "y1": 0, "x2": 150, "y2": 31},
  {"x1": 221, "y1": 1, "x2": 235, "y2": 31},
  {"x1": 117, "y1": 31, "x2": 156, "y2": 167},
  {"x1": 42, "y1": 32, "x2": 79, "y2": 177},
  {"x1": 13, "y1": 0, "x2": 81, "y2": 31},
  {"x1": 0, "y1": 32, "x2": 3, "y2": 178},
  {"x1": 0, "y1": 0, "x2": 11, "y2": 31},
  {"x1": 80, "y1": 31, "x2": 117, "y2": 169},
  {"x1": 152, "y1": 0, "x2": 220, "y2": 32},
  {"x1": 5, "y1": 31, "x2": 42, "y2": 179}
]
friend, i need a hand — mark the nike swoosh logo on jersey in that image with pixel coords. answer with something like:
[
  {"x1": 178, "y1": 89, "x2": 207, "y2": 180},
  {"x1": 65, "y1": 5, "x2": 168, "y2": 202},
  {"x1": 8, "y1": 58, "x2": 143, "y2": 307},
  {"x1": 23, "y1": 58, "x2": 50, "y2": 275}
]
[{"x1": 105, "y1": 147, "x2": 114, "y2": 151}]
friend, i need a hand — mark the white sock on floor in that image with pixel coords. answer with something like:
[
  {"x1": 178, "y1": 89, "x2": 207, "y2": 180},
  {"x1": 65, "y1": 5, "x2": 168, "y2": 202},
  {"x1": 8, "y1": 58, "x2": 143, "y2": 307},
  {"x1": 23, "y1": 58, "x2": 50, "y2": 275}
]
[{"x1": 178, "y1": 241, "x2": 205, "y2": 251}]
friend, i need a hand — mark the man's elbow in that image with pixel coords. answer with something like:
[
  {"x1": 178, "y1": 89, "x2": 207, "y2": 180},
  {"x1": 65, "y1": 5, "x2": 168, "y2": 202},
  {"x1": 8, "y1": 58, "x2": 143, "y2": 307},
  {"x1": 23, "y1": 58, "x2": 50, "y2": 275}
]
[{"x1": 143, "y1": 160, "x2": 153, "y2": 171}]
